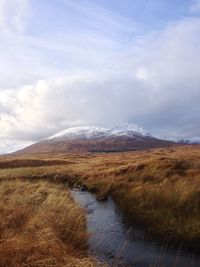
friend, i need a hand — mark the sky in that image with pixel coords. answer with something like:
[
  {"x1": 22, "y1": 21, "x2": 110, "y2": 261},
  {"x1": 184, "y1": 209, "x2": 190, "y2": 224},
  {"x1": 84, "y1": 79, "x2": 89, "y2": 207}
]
[{"x1": 1, "y1": 0, "x2": 200, "y2": 153}]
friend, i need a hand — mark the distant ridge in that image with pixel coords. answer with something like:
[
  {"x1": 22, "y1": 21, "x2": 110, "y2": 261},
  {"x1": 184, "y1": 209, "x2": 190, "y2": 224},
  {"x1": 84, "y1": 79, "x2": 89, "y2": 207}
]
[
  {"x1": 167, "y1": 137, "x2": 200, "y2": 144},
  {"x1": 13, "y1": 124, "x2": 176, "y2": 155}
]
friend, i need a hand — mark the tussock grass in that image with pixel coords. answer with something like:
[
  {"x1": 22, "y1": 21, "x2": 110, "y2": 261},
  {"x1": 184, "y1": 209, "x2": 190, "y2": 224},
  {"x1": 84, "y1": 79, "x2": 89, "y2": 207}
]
[
  {"x1": 81, "y1": 146, "x2": 200, "y2": 247},
  {"x1": 1, "y1": 145, "x2": 200, "y2": 250},
  {"x1": 0, "y1": 180, "x2": 96, "y2": 267}
]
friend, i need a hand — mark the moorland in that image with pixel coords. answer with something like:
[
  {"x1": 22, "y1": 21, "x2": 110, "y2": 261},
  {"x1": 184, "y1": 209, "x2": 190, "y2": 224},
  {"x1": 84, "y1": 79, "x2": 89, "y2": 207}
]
[{"x1": 0, "y1": 145, "x2": 200, "y2": 266}]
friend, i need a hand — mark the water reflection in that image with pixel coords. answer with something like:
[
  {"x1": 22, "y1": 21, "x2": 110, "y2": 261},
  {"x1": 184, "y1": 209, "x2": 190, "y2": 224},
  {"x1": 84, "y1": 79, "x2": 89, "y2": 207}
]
[{"x1": 71, "y1": 190, "x2": 200, "y2": 267}]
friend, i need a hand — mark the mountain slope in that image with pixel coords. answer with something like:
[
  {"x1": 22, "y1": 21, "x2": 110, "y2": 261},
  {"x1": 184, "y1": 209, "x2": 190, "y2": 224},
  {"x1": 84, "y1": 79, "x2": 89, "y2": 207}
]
[{"x1": 13, "y1": 124, "x2": 175, "y2": 155}]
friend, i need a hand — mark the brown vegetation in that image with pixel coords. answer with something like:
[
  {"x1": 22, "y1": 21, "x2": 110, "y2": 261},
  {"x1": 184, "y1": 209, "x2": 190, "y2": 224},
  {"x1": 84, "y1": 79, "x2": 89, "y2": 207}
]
[
  {"x1": 13, "y1": 135, "x2": 175, "y2": 154},
  {"x1": 0, "y1": 180, "x2": 97, "y2": 267},
  {"x1": 0, "y1": 144, "x2": 200, "y2": 258}
]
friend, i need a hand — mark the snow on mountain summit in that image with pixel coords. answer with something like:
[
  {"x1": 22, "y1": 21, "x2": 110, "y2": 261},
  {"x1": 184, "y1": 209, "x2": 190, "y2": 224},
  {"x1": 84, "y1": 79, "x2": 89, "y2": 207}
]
[
  {"x1": 14, "y1": 124, "x2": 175, "y2": 155},
  {"x1": 48, "y1": 126, "x2": 112, "y2": 140},
  {"x1": 47, "y1": 124, "x2": 152, "y2": 140},
  {"x1": 112, "y1": 123, "x2": 151, "y2": 137}
]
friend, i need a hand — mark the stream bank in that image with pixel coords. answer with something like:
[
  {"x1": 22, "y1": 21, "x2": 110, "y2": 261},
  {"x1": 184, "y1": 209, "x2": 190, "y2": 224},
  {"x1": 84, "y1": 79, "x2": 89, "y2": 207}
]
[{"x1": 71, "y1": 189, "x2": 200, "y2": 267}]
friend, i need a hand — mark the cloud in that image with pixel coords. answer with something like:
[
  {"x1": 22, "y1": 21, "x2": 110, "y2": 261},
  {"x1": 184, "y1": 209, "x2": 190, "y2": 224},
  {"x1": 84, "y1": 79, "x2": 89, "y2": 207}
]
[
  {"x1": 1, "y1": 1, "x2": 200, "y2": 153},
  {"x1": 0, "y1": 139, "x2": 33, "y2": 155},
  {"x1": 0, "y1": 0, "x2": 29, "y2": 32},
  {"x1": 0, "y1": 76, "x2": 145, "y2": 140}
]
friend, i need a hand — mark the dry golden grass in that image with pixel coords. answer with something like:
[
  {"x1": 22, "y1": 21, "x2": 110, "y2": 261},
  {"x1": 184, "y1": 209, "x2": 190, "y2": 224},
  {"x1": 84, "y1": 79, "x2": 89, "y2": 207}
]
[
  {"x1": 0, "y1": 179, "x2": 97, "y2": 267},
  {"x1": 0, "y1": 145, "x2": 200, "y2": 250},
  {"x1": 74, "y1": 145, "x2": 200, "y2": 246}
]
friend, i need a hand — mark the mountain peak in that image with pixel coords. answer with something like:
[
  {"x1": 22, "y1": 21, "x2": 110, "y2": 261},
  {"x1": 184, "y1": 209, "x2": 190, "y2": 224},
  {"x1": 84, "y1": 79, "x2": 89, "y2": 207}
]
[
  {"x1": 47, "y1": 124, "x2": 151, "y2": 140},
  {"x1": 111, "y1": 123, "x2": 151, "y2": 137},
  {"x1": 14, "y1": 124, "x2": 175, "y2": 155}
]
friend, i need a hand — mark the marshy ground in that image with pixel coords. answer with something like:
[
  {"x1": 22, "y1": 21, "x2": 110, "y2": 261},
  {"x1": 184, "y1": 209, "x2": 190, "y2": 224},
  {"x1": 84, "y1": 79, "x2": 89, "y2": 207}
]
[{"x1": 0, "y1": 145, "x2": 200, "y2": 266}]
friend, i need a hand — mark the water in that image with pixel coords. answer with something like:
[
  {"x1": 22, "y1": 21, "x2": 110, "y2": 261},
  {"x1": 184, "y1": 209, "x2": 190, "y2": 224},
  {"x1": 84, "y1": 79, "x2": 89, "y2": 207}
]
[{"x1": 71, "y1": 189, "x2": 200, "y2": 267}]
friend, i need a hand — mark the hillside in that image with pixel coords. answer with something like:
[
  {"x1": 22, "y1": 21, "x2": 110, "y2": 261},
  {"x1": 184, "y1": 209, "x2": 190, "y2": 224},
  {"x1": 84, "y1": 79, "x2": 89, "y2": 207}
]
[{"x1": 13, "y1": 124, "x2": 175, "y2": 155}]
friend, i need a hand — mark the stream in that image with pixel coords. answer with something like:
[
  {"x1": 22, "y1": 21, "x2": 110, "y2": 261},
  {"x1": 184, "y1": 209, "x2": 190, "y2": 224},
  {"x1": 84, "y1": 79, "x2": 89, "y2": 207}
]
[{"x1": 71, "y1": 189, "x2": 200, "y2": 267}]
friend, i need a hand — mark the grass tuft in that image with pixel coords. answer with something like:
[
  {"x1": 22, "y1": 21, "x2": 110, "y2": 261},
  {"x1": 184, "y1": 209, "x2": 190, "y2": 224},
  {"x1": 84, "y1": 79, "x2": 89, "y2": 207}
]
[{"x1": 0, "y1": 180, "x2": 97, "y2": 267}]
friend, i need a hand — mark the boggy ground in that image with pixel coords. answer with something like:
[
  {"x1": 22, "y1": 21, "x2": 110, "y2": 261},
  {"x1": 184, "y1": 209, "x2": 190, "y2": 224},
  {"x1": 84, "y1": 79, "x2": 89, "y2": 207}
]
[
  {"x1": 0, "y1": 179, "x2": 97, "y2": 267},
  {"x1": 1, "y1": 145, "x2": 200, "y2": 254}
]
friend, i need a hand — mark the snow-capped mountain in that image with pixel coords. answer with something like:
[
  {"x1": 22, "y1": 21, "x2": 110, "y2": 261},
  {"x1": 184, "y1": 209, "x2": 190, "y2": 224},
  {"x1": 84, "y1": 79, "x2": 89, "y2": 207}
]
[
  {"x1": 14, "y1": 124, "x2": 175, "y2": 155},
  {"x1": 109, "y1": 124, "x2": 152, "y2": 137},
  {"x1": 47, "y1": 124, "x2": 152, "y2": 140}
]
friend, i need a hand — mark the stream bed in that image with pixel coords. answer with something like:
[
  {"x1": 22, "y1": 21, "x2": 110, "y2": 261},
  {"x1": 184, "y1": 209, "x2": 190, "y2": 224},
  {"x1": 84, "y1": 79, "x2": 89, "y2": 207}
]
[{"x1": 71, "y1": 189, "x2": 200, "y2": 267}]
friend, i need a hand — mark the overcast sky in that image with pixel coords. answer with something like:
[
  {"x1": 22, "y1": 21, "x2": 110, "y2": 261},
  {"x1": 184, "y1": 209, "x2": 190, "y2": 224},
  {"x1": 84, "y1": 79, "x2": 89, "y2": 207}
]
[{"x1": 1, "y1": 0, "x2": 200, "y2": 153}]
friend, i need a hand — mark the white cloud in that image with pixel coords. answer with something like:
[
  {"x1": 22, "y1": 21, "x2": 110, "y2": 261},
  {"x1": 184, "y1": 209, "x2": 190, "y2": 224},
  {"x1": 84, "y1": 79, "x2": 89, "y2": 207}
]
[
  {"x1": 0, "y1": 0, "x2": 29, "y2": 32},
  {"x1": 1, "y1": 1, "x2": 200, "y2": 153},
  {"x1": 0, "y1": 139, "x2": 33, "y2": 155}
]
